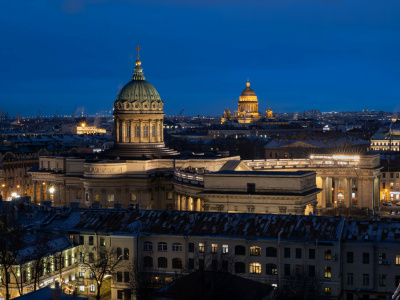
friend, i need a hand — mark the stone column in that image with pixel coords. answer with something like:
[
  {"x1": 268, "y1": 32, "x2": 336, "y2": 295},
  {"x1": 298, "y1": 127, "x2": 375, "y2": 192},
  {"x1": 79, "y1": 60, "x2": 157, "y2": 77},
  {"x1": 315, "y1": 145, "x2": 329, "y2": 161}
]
[
  {"x1": 174, "y1": 193, "x2": 180, "y2": 210},
  {"x1": 121, "y1": 121, "x2": 126, "y2": 143},
  {"x1": 345, "y1": 178, "x2": 352, "y2": 208},
  {"x1": 160, "y1": 122, "x2": 164, "y2": 142},
  {"x1": 196, "y1": 198, "x2": 201, "y2": 211},
  {"x1": 116, "y1": 120, "x2": 120, "y2": 142},
  {"x1": 32, "y1": 181, "x2": 37, "y2": 204},
  {"x1": 129, "y1": 120, "x2": 133, "y2": 143},
  {"x1": 139, "y1": 119, "x2": 143, "y2": 143},
  {"x1": 333, "y1": 177, "x2": 339, "y2": 207},
  {"x1": 358, "y1": 178, "x2": 363, "y2": 208},
  {"x1": 156, "y1": 120, "x2": 160, "y2": 143},
  {"x1": 319, "y1": 176, "x2": 326, "y2": 208},
  {"x1": 39, "y1": 182, "x2": 44, "y2": 203},
  {"x1": 181, "y1": 196, "x2": 186, "y2": 211}
]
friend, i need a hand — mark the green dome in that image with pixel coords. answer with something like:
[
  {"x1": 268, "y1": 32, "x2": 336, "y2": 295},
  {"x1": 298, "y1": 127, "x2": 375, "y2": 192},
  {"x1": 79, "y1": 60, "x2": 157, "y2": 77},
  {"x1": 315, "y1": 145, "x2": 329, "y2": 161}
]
[
  {"x1": 115, "y1": 59, "x2": 162, "y2": 103},
  {"x1": 117, "y1": 80, "x2": 161, "y2": 103}
]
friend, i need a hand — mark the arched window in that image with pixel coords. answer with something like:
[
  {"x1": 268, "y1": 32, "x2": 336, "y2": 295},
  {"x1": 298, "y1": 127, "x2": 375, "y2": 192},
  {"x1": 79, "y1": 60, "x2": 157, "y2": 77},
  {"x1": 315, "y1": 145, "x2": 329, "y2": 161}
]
[
  {"x1": 172, "y1": 258, "x2": 182, "y2": 269},
  {"x1": 235, "y1": 262, "x2": 245, "y2": 273},
  {"x1": 250, "y1": 246, "x2": 261, "y2": 256},
  {"x1": 124, "y1": 248, "x2": 129, "y2": 260},
  {"x1": 250, "y1": 262, "x2": 261, "y2": 274},
  {"x1": 158, "y1": 257, "x2": 168, "y2": 268},
  {"x1": 266, "y1": 247, "x2": 277, "y2": 257},
  {"x1": 117, "y1": 247, "x2": 122, "y2": 259},
  {"x1": 158, "y1": 242, "x2": 167, "y2": 252},
  {"x1": 143, "y1": 256, "x2": 153, "y2": 268},
  {"x1": 266, "y1": 263, "x2": 277, "y2": 275},
  {"x1": 235, "y1": 245, "x2": 245, "y2": 256},
  {"x1": 143, "y1": 241, "x2": 153, "y2": 251}
]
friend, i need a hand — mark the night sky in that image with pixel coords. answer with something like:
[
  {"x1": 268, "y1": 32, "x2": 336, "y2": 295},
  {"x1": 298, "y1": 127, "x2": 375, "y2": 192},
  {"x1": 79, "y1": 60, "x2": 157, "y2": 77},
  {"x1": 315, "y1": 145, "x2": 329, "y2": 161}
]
[{"x1": 1, "y1": 0, "x2": 400, "y2": 117}]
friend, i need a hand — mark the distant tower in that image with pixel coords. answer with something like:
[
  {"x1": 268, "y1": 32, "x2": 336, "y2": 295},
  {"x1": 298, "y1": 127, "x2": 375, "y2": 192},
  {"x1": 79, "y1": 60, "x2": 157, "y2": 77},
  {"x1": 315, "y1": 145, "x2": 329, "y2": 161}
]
[{"x1": 107, "y1": 46, "x2": 178, "y2": 158}]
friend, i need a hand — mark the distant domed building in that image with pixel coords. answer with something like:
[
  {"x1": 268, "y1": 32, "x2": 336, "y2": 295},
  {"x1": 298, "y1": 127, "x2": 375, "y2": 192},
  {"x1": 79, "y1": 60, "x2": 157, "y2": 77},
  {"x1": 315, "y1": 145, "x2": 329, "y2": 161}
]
[
  {"x1": 106, "y1": 51, "x2": 178, "y2": 158},
  {"x1": 222, "y1": 80, "x2": 275, "y2": 124}
]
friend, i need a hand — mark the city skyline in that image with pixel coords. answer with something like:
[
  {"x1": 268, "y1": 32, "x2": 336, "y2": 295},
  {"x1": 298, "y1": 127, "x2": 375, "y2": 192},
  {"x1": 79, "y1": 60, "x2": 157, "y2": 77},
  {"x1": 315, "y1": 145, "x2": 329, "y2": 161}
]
[{"x1": 1, "y1": 0, "x2": 400, "y2": 117}]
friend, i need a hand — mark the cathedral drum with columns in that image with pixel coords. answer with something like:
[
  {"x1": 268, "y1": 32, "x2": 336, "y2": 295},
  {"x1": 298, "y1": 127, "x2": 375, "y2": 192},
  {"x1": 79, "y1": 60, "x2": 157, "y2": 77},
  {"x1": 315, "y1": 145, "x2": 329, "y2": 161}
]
[{"x1": 107, "y1": 46, "x2": 178, "y2": 158}]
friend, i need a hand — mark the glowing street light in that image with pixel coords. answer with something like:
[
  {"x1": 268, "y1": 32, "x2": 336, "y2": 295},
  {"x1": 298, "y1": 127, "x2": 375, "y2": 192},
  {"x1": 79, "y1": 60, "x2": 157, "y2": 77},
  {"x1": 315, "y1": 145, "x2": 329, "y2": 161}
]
[{"x1": 49, "y1": 187, "x2": 55, "y2": 194}]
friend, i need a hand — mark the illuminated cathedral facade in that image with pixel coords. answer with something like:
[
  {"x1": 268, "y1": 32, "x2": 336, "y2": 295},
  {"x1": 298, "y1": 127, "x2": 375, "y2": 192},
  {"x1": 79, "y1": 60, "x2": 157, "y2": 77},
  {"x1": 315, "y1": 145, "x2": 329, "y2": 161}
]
[{"x1": 221, "y1": 80, "x2": 275, "y2": 124}]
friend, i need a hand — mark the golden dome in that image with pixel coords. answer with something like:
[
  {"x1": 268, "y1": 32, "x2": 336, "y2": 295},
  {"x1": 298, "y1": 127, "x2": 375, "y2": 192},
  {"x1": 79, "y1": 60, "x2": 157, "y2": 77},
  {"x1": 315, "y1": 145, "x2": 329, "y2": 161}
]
[{"x1": 240, "y1": 80, "x2": 256, "y2": 96}]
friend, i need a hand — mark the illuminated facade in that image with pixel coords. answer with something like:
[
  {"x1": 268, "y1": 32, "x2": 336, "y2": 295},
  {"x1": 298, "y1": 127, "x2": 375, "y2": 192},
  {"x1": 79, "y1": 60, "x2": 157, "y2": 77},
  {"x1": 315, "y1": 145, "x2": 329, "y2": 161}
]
[
  {"x1": 243, "y1": 154, "x2": 382, "y2": 210},
  {"x1": 222, "y1": 80, "x2": 273, "y2": 124},
  {"x1": 380, "y1": 171, "x2": 400, "y2": 203},
  {"x1": 371, "y1": 132, "x2": 400, "y2": 151},
  {"x1": 71, "y1": 123, "x2": 106, "y2": 135}
]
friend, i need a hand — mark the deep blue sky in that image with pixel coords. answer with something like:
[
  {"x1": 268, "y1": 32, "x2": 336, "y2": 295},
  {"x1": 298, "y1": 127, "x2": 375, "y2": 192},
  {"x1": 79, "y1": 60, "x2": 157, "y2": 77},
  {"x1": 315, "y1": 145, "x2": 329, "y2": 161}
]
[{"x1": 1, "y1": 0, "x2": 400, "y2": 117}]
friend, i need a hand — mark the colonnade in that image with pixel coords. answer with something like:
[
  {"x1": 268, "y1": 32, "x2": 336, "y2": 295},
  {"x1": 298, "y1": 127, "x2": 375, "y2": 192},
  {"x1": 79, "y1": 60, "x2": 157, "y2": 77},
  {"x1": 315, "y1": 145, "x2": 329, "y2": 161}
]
[
  {"x1": 115, "y1": 118, "x2": 163, "y2": 143},
  {"x1": 318, "y1": 175, "x2": 380, "y2": 209},
  {"x1": 174, "y1": 193, "x2": 203, "y2": 211}
]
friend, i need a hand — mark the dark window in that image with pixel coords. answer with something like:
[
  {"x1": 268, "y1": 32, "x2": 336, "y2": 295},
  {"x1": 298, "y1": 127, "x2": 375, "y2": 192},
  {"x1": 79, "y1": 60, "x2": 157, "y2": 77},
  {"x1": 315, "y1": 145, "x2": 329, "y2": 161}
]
[
  {"x1": 296, "y1": 265, "x2": 303, "y2": 276},
  {"x1": 383, "y1": 182, "x2": 386, "y2": 189},
  {"x1": 158, "y1": 257, "x2": 167, "y2": 268},
  {"x1": 266, "y1": 247, "x2": 277, "y2": 257},
  {"x1": 100, "y1": 237, "x2": 105, "y2": 246},
  {"x1": 188, "y1": 258, "x2": 194, "y2": 269},
  {"x1": 284, "y1": 264, "x2": 291, "y2": 276},
  {"x1": 212, "y1": 260, "x2": 218, "y2": 271},
  {"x1": 235, "y1": 245, "x2": 245, "y2": 256},
  {"x1": 79, "y1": 236, "x2": 84, "y2": 245},
  {"x1": 347, "y1": 252, "x2": 354, "y2": 263},
  {"x1": 124, "y1": 248, "x2": 129, "y2": 260},
  {"x1": 117, "y1": 290, "x2": 123, "y2": 300},
  {"x1": 143, "y1": 256, "x2": 153, "y2": 268},
  {"x1": 124, "y1": 272, "x2": 129, "y2": 283},
  {"x1": 235, "y1": 262, "x2": 245, "y2": 273},
  {"x1": 363, "y1": 274, "x2": 369, "y2": 285},
  {"x1": 266, "y1": 263, "x2": 277, "y2": 275},
  {"x1": 309, "y1": 265, "x2": 315, "y2": 277},
  {"x1": 309, "y1": 249, "x2": 315, "y2": 259},
  {"x1": 117, "y1": 248, "x2": 122, "y2": 259},
  {"x1": 395, "y1": 276, "x2": 400, "y2": 287},
  {"x1": 247, "y1": 183, "x2": 256, "y2": 194},
  {"x1": 347, "y1": 273, "x2": 353, "y2": 285},
  {"x1": 89, "y1": 253, "x2": 94, "y2": 263},
  {"x1": 284, "y1": 248, "x2": 290, "y2": 258},
  {"x1": 378, "y1": 274, "x2": 386, "y2": 286},
  {"x1": 117, "y1": 271, "x2": 122, "y2": 282},
  {"x1": 363, "y1": 253, "x2": 370, "y2": 264},
  {"x1": 222, "y1": 260, "x2": 228, "y2": 272},
  {"x1": 172, "y1": 258, "x2": 182, "y2": 269},
  {"x1": 189, "y1": 243, "x2": 194, "y2": 252},
  {"x1": 89, "y1": 236, "x2": 94, "y2": 245},
  {"x1": 295, "y1": 248, "x2": 302, "y2": 259},
  {"x1": 199, "y1": 259, "x2": 204, "y2": 270}
]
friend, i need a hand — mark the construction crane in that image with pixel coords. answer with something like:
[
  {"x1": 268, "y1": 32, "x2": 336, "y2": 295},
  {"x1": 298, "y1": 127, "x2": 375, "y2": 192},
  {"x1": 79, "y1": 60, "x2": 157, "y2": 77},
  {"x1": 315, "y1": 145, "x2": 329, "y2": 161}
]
[{"x1": 178, "y1": 108, "x2": 184, "y2": 117}]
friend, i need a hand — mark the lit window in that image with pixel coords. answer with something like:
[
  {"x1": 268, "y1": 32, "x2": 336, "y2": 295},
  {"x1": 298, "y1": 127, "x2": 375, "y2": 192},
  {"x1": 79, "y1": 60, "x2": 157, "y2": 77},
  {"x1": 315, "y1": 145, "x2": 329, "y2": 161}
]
[
  {"x1": 94, "y1": 194, "x2": 100, "y2": 202},
  {"x1": 396, "y1": 254, "x2": 400, "y2": 265},
  {"x1": 90, "y1": 284, "x2": 95, "y2": 292},
  {"x1": 107, "y1": 194, "x2": 114, "y2": 202},
  {"x1": 324, "y1": 287, "x2": 331, "y2": 294},
  {"x1": 199, "y1": 243, "x2": 205, "y2": 253},
  {"x1": 325, "y1": 266, "x2": 331, "y2": 279},
  {"x1": 211, "y1": 244, "x2": 218, "y2": 253},
  {"x1": 79, "y1": 286, "x2": 84, "y2": 292},
  {"x1": 250, "y1": 246, "x2": 261, "y2": 256},
  {"x1": 222, "y1": 245, "x2": 229, "y2": 254},
  {"x1": 325, "y1": 249, "x2": 331, "y2": 260},
  {"x1": 130, "y1": 194, "x2": 136, "y2": 202},
  {"x1": 250, "y1": 262, "x2": 261, "y2": 274}
]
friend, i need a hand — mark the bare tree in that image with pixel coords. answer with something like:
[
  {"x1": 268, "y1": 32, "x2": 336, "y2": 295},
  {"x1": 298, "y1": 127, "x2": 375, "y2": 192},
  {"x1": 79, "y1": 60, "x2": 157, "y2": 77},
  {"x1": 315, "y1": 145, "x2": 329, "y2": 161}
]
[
  {"x1": 0, "y1": 220, "x2": 25, "y2": 300},
  {"x1": 30, "y1": 234, "x2": 52, "y2": 291},
  {"x1": 79, "y1": 246, "x2": 121, "y2": 300}
]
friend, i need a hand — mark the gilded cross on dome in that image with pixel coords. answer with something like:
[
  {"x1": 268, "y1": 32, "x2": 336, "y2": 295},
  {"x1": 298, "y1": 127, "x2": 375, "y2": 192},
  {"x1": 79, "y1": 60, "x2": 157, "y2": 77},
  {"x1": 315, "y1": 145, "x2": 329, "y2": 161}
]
[{"x1": 136, "y1": 45, "x2": 141, "y2": 60}]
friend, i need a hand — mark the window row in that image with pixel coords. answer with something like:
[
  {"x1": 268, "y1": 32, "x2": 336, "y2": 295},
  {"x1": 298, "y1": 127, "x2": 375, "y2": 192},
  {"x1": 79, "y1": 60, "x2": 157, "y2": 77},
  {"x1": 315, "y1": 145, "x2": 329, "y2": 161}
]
[
  {"x1": 143, "y1": 242, "x2": 183, "y2": 252},
  {"x1": 143, "y1": 257, "x2": 183, "y2": 269},
  {"x1": 116, "y1": 248, "x2": 129, "y2": 260}
]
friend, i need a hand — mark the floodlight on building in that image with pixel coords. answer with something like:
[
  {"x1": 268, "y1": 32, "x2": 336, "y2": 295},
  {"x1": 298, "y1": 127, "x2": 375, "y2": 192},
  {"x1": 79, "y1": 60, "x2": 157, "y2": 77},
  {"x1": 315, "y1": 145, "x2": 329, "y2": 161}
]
[
  {"x1": 1, "y1": 184, "x2": 5, "y2": 187},
  {"x1": 49, "y1": 187, "x2": 55, "y2": 194},
  {"x1": 42, "y1": 182, "x2": 46, "y2": 185},
  {"x1": 332, "y1": 155, "x2": 360, "y2": 161}
]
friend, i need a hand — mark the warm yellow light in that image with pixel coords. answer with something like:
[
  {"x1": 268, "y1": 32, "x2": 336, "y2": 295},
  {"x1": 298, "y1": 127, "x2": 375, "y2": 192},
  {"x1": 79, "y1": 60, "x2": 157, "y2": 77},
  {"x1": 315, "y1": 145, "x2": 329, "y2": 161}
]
[
  {"x1": 49, "y1": 187, "x2": 55, "y2": 194},
  {"x1": 81, "y1": 123, "x2": 86, "y2": 127},
  {"x1": 42, "y1": 182, "x2": 46, "y2": 185},
  {"x1": 1, "y1": 184, "x2": 5, "y2": 187},
  {"x1": 17, "y1": 185, "x2": 20, "y2": 188},
  {"x1": 332, "y1": 155, "x2": 360, "y2": 161}
]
